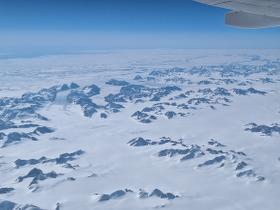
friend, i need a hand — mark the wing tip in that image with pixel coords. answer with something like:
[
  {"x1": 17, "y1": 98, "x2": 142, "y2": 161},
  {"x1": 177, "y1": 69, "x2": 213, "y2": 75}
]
[{"x1": 225, "y1": 11, "x2": 280, "y2": 29}]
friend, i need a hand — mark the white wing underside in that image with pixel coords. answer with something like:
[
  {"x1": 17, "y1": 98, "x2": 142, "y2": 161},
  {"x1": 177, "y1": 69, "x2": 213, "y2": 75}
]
[{"x1": 194, "y1": 0, "x2": 280, "y2": 28}]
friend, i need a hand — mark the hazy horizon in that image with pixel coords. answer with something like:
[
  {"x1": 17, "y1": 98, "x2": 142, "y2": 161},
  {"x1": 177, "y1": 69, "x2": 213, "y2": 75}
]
[{"x1": 0, "y1": 0, "x2": 280, "y2": 55}]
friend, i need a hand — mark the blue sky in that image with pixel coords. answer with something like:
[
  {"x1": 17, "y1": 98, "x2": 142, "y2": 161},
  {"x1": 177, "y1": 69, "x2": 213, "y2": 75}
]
[{"x1": 0, "y1": 0, "x2": 279, "y2": 54}]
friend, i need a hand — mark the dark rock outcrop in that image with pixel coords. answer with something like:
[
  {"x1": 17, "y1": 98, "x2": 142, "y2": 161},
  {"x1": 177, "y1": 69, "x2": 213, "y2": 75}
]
[
  {"x1": 15, "y1": 150, "x2": 85, "y2": 168},
  {"x1": 99, "y1": 189, "x2": 132, "y2": 202},
  {"x1": 17, "y1": 168, "x2": 62, "y2": 186},
  {"x1": 0, "y1": 188, "x2": 14, "y2": 194},
  {"x1": 245, "y1": 123, "x2": 280, "y2": 136},
  {"x1": 106, "y1": 79, "x2": 129, "y2": 86},
  {"x1": 149, "y1": 189, "x2": 178, "y2": 200},
  {"x1": 198, "y1": 155, "x2": 226, "y2": 167}
]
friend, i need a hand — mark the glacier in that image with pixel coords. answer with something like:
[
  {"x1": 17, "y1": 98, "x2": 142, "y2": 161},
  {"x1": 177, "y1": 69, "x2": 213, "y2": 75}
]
[{"x1": 0, "y1": 49, "x2": 279, "y2": 210}]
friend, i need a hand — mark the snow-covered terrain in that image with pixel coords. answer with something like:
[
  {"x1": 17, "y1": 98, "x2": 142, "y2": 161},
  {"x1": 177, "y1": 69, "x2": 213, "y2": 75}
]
[{"x1": 0, "y1": 50, "x2": 279, "y2": 210}]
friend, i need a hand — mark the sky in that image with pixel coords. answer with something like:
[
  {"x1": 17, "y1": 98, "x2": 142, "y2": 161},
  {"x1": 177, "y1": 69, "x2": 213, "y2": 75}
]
[{"x1": 0, "y1": 0, "x2": 279, "y2": 55}]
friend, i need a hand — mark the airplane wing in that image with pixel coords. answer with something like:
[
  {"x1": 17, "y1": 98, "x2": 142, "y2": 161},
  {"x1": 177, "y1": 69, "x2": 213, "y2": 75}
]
[{"x1": 194, "y1": 0, "x2": 280, "y2": 28}]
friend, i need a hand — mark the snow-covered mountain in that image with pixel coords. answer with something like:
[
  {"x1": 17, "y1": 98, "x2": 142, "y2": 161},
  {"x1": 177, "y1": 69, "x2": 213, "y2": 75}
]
[{"x1": 0, "y1": 50, "x2": 279, "y2": 210}]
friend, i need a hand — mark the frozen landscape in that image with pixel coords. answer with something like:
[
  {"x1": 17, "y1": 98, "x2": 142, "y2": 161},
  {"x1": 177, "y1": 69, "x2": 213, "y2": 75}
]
[{"x1": 0, "y1": 49, "x2": 279, "y2": 210}]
